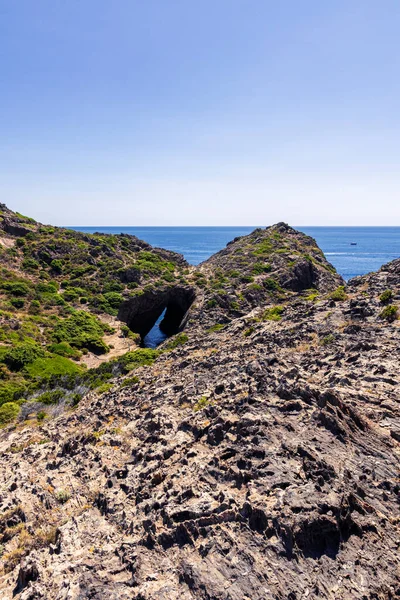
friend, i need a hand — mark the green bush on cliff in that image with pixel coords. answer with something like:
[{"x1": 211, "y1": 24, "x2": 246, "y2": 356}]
[
  {"x1": 51, "y1": 311, "x2": 110, "y2": 354},
  {"x1": 262, "y1": 306, "x2": 284, "y2": 321},
  {"x1": 379, "y1": 289, "x2": 393, "y2": 305},
  {"x1": 0, "y1": 402, "x2": 20, "y2": 425},
  {"x1": 9, "y1": 298, "x2": 25, "y2": 309},
  {"x1": 24, "y1": 355, "x2": 84, "y2": 378},
  {"x1": 120, "y1": 348, "x2": 159, "y2": 372},
  {"x1": 330, "y1": 286, "x2": 347, "y2": 301},
  {"x1": 0, "y1": 382, "x2": 26, "y2": 406},
  {"x1": 48, "y1": 342, "x2": 82, "y2": 360},
  {"x1": 379, "y1": 305, "x2": 398, "y2": 322},
  {"x1": 36, "y1": 389, "x2": 65, "y2": 405},
  {"x1": 4, "y1": 342, "x2": 45, "y2": 371},
  {"x1": 252, "y1": 262, "x2": 272, "y2": 275},
  {"x1": 164, "y1": 333, "x2": 188, "y2": 350},
  {"x1": 2, "y1": 281, "x2": 31, "y2": 296}
]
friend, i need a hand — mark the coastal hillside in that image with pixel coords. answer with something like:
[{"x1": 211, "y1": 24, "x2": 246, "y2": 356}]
[{"x1": 0, "y1": 206, "x2": 399, "y2": 599}]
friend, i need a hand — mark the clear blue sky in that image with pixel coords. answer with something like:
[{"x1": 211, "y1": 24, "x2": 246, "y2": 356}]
[{"x1": 1, "y1": 0, "x2": 400, "y2": 225}]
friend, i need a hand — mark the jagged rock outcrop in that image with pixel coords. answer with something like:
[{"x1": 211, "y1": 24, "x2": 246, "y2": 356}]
[{"x1": 0, "y1": 208, "x2": 399, "y2": 599}]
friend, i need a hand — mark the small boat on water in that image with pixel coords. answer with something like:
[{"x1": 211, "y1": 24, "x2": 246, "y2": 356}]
[{"x1": 350, "y1": 242, "x2": 357, "y2": 246}]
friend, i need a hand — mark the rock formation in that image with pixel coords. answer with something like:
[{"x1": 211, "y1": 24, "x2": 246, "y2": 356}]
[{"x1": 0, "y1": 206, "x2": 399, "y2": 599}]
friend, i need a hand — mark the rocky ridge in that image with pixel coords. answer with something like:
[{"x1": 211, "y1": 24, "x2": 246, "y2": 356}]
[{"x1": 0, "y1": 208, "x2": 399, "y2": 599}]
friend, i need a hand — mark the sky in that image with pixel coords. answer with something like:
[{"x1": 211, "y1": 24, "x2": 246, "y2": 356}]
[{"x1": 1, "y1": 0, "x2": 400, "y2": 226}]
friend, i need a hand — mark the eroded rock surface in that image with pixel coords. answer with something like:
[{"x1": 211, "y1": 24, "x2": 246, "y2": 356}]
[{"x1": 0, "y1": 222, "x2": 399, "y2": 599}]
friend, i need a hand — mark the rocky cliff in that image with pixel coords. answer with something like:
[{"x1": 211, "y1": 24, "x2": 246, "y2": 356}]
[{"x1": 0, "y1": 206, "x2": 399, "y2": 599}]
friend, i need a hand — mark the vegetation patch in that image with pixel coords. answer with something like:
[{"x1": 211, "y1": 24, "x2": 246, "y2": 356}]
[
  {"x1": 379, "y1": 289, "x2": 394, "y2": 305},
  {"x1": 330, "y1": 286, "x2": 347, "y2": 301},
  {"x1": 379, "y1": 305, "x2": 398, "y2": 322},
  {"x1": 262, "y1": 306, "x2": 284, "y2": 321},
  {"x1": 0, "y1": 402, "x2": 20, "y2": 426}
]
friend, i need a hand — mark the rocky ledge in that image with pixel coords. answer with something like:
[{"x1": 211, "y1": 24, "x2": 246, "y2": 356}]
[{"x1": 0, "y1": 209, "x2": 399, "y2": 599}]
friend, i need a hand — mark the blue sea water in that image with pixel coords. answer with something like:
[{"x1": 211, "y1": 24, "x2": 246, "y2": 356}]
[{"x1": 71, "y1": 226, "x2": 400, "y2": 281}]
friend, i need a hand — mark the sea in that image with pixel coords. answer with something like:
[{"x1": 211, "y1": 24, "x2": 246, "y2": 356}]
[{"x1": 71, "y1": 226, "x2": 400, "y2": 281}]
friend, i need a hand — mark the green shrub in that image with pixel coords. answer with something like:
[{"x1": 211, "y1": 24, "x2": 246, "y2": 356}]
[
  {"x1": 62, "y1": 289, "x2": 79, "y2": 302},
  {"x1": 50, "y1": 259, "x2": 63, "y2": 274},
  {"x1": 320, "y1": 334, "x2": 335, "y2": 346},
  {"x1": 379, "y1": 305, "x2": 398, "y2": 322},
  {"x1": 164, "y1": 333, "x2": 188, "y2": 350},
  {"x1": 52, "y1": 311, "x2": 109, "y2": 354},
  {"x1": 330, "y1": 286, "x2": 347, "y2": 301},
  {"x1": 121, "y1": 375, "x2": 139, "y2": 387},
  {"x1": 24, "y1": 355, "x2": 83, "y2": 378},
  {"x1": 263, "y1": 278, "x2": 281, "y2": 292},
  {"x1": 9, "y1": 298, "x2": 25, "y2": 309},
  {"x1": 48, "y1": 342, "x2": 81, "y2": 360},
  {"x1": 55, "y1": 489, "x2": 70, "y2": 504},
  {"x1": 96, "y1": 383, "x2": 112, "y2": 394},
  {"x1": 193, "y1": 396, "x2": 209, "y2": 412},
  {"x1": 36, "y1": 389, "x2": 64, "y2": 405},
  {"x1": 262, "y1": 305, "x2": 284, "y2": 321},
  {"x1": 71, "y1": 393, "x2": 82, "y2": 406},
  {"x1": 243, "y1": 327, "x2": 255, "y2": 337},
  {"x1": 2, "y1": 282, "x2": 30, "y2": 296},
  {"x1": 22, "y1": 258, "x2": 40, "y2": 271},
  {"x1": 4, "y1": 342, "x2": 45, "y2": 371},
  {"x1": 241, "y1": 275, "x2": 254, "y2": 284},
  {"x1": 207, "y1": 323, "x2": 224, "y2": 332},
  {"x1": 120, "y1": 348, "x2": 159, "y2": 372},
  {"x1": 252, "y1": 262, "x2": 271, "y2": 275},
  {"x1": 0, "y1": 402, "x2": 20, "y2": 425},
  {"x1": 379, "y1": 289, "x2": 394, "y2": 305},
  {"x1": 36, "y1": 282, "x2": 58, "y2": 294},
  {"x1": 103, "y1": 292, "x2": 123, "y2": 309},
  {"x1": 0, "y1": 382, "x2": 26, "y2": 406}
]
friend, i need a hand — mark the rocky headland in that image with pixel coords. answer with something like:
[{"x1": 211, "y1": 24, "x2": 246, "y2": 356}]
[{"x1": 0, "y1": 205, "x2": 399, "y2": 599}]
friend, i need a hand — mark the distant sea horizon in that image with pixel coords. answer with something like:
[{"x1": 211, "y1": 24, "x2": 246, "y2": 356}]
[{"x1": 70, "y1": 225, "x2": 400, "y2": 281}]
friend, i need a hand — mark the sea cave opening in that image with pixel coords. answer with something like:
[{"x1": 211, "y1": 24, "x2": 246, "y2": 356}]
[{"x1": 118, "y1": 287, "x2": 196, "y2": 348}]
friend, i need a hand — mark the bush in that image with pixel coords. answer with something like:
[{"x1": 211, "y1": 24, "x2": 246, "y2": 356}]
[
  {"x1": 252, "y1": 262, "x2": 271, "y2": 275},
  {"x1": 22, "y1": 258, "x2": 40, "y2": 271},
  {"x1": 379, "y1": 289, "x2": 394, "y2": 305},
  {"x1": 120, "y1": 348, "x2": 159, "y2": 372},
  {"x1": 2, "y1": 282, "x2": 30, "y2": 297},
  {"x1": 330, "y1": 286, "x2": 347, "y2": 301},
  {"x1": 263, "y1": 278, "x2": 282, "y2": 292},
  {"x1": 121, "y1": 375, "x2": 139, "y2": 387},
  {"x1": 36, "y1": 390, "x2": 64, "y2": 405},
  {"x1": 71, "y1": 393, "x2": 82, "y2": 406},
  {"x1": 243, "y1": 327, "x2": 255, "y2": 337},
  {"x1": 208, "y1": 323, "x2": 224, "y2": 332},
  {"x1": 52, "y1": 311, "x2": 109, "y2": 354},
  {"x1": 0, "y1": 382, "x2": 26, "y2": 406},
  {"x1": 4, "y1": 342, "x2": 45, "y2": 371},
  {"x1": 24, "y1": 355, "x2": 83, "y2": 378},
  {"x1": 379, "y1": 305, "x2": 398, "y2": 322},
  {"x1": 164, "y1": 333, "x2": 188, "y2": 350},
  {"x1": 36, "y1": 282, "x2": 58, "y2": 294},
  {"x1": 0, "y1": 402, "x2": 20, "y2": 425},
  {"x1": 48, "y1": 342, "x2": 81, "y2": 360},
  {"x1": 10, "y1": 298, "x2": 25, "y2": 309},
  {"x1": 320, "y1": 334, "x2": 335, "y2": 346},
  {"x1": 103, "y1": 291, "x2": 123, "y2": 309},
  {"x1": 262, "y1": 306, "x2": 284, "y2": 321},
  {"x1": 50, "y1": 259, "x2": 63, "y2": 274}
]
